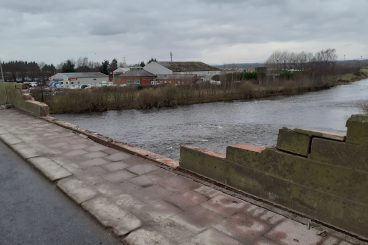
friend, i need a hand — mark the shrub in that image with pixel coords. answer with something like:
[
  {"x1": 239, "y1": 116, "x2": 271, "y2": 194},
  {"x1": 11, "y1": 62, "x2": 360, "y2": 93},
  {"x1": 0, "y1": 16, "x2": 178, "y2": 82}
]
[{"x1": 362, "y1": 104, "x2": 368, "y2": 114}]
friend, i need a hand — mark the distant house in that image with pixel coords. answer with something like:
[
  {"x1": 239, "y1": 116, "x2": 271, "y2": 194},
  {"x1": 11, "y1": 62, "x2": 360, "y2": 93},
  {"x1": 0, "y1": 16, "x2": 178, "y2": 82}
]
[
  {"x1": 115, "y1": 69, "x2": 156, "y2": 87},
  {"x1": 112, "y1": 67, "x2": 130, "y2": 84},
  {"x1": 50, "y1": 72, "x2": 109, "y2": 89},
  {"x1": 144, "y1": 61, "x2": 222, "y2": 82},
  {"x1": 154, "y1": 74, "x2": 198, "y2": 86}
]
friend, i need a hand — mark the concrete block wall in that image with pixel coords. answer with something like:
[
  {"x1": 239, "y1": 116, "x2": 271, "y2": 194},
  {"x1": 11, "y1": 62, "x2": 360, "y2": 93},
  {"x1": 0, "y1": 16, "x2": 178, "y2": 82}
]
[
  {"x1": 0, "y1": 83, "x2": 49, "y2": 117},
  {"x1": 180, "y1": 114, "x2": 368, "y2": 238}
]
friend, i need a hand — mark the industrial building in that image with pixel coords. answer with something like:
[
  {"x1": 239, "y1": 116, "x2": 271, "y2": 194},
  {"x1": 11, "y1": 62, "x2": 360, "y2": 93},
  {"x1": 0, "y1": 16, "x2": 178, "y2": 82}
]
[
  {"x1": 143, "y1": 61, "x2": 222, "y2": 82},
  {"x1": 49, "y1": 72, "x2": 109, "y2": 89}
]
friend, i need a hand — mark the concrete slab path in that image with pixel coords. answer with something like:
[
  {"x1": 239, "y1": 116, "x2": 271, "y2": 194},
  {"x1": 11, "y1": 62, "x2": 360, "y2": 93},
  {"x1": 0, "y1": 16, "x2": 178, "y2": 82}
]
[{"x1": 0, "y1": 109, "x2": 364, "y2": 245}]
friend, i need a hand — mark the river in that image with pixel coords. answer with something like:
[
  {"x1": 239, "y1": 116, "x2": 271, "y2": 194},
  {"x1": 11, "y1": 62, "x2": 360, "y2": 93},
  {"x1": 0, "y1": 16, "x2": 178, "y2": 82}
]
[{"x1": 55, "y1": 79, "x2": 368, "y2": 160}]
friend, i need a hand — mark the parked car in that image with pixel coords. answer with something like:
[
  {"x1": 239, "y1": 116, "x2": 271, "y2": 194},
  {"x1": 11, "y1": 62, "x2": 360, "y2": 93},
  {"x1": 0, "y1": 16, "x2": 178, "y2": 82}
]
[
  {"x1": 80, "y1": 84, "x2": 92, "y2": 89},
  {"x1": 24, "y1": 81, "x2": 38, "y2": 87}
]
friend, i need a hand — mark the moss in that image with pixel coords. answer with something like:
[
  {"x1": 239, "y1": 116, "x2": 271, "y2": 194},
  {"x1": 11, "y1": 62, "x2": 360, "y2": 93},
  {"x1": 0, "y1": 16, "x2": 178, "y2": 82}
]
[
  {"x1": 180, "y1": 146, "x2": 228, "y2": 184},
  {"x1": 0, "y1": 83, "x2": 49, "y2": 116},
  {"x1": 346, "y1": 114, "x2": 368, "y2": 145},
  {"x1": 276, "y1": 128, "x2": 311, "y2": 156},
  {"x1": 0, "y1": 83, "x2": 22, "y2": 105},
  {"x1": 310, "y1": 138, "x2": 368, "y2": 172}
]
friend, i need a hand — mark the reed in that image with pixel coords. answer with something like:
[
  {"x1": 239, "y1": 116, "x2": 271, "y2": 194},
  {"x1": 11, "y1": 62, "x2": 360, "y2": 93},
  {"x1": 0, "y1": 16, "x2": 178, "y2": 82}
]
[{"x1": 32, "y1": 71, "x2": 367, "y2": 114}]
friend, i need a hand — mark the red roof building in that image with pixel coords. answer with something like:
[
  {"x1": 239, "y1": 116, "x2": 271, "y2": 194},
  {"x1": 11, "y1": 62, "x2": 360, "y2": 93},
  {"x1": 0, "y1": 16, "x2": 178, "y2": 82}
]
[{"x1": 115, "y1": 69, "x2": 156, "y2": 87}]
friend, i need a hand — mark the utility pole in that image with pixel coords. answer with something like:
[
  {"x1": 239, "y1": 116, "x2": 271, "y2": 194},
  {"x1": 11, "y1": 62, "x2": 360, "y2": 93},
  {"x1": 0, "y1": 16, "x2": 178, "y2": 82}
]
[
  {"x1": 170, "y1": 52, "x2": 173, "y2": 62},
  {"x1": 0, "y1": 60, "x2": 4, "y2": 82},
  {"x1": 360, "y1": 56, "x2": 363, "y2": 67}
]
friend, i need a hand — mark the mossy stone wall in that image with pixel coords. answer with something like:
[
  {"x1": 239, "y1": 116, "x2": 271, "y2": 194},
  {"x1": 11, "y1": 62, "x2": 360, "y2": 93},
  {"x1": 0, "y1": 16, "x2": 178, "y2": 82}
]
[
  {"x1": 180, "y1": 114, "x2": 368, "y2": 238},
  {"x1": 0, "y1": 83, "x2": 49, "y2": 117}
]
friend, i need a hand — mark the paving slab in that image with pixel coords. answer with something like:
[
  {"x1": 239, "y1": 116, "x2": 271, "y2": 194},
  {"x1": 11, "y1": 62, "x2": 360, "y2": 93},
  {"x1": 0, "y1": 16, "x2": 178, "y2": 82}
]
[
  {"x1": 266, "y1": 220, "x2": 324, "y2": 245},
  {"x1": 0, "y1": 133, "x2": 23, "y2": 145},
  {"x1": 321, "y1": 236, "x2": 340, "y2": 245},
  {"x1": 103, "y1": 170, "x2": 137, "y2": 183},
  {"x1": 114, "y1": 193, "x2": 145, "y2": 210},
  {"x1": 159, "y1": 174, "x2": 200, "y2": 193},
  {"x1": 138, "y1": 184, "x2": 172, "y2": 202},
  {"x1": 82, "y1": 197, "x2": 142, "y2": 236},
  {"x1": 201, "y1": 194, "x2": 247, "y2": 217},
  {"x1": 28, "y1": 157, "x2": 72, "y2": 181},
  {"x1": 83, "y1": 151, "x2": 108, "y2": 159},
  {"x1": 214, "y1": 212, "x2": 269, "y2": 242},
  {"x1": 11, "y1": 143, "x2": 41, "y2": 159},
  {"x1": 103, "y1": 161, "x2": 130, "y2": 172},
  {"x1": 57, "y1": 177, "x2": 97, "y2": 204},
  {"x1": 182, "y1": 228, "x2": 242, "y2": 245},
  {"x1": 122, "y1": 228, "x2": 172, "y2": 245},
  {"x1": 165, "y1": 190, "x2": 209, "y2": 210},
  {"x1": 169, "y1": 205, "x2": 223, "y2": 233},
  {"x1": 79, "y1": 157, "x2": 109, "y2": 168},
  {"x1": 65, "y1": 149, "x2": 89, "y2": 157},
  {"x1": 0, "y1": 128, "x2": 8, "y2": 135},
  {"x1": 86, "y1": 144, "x2": 110, "y2": 152},
  {"x1": 149, "y1": 218, "x2": 196, "y2": 244},
  {"x1": 137, "y1": 199, "x2": 182, "y2": 222},
  {"x1": 106, "y1": 152, "x2": 131, "y2": 161},
  {"x1": 127, "y1": 163, "x2": 159, "y2": 175},
  {"x1": 259, "y1": 210, "x2": 286, "y2": 225},
  {"x1": 86, "y1": 166, "x2": 108, "y2": 175},
  {"x1": 129, "y1": 174, "x2": 157, "y2": 187},
  {"x1": 96, "y1": 182, "x2": 126, "y2": 197},
  {"x1": 194, "y1": 185, "x2": 222, "y2": 199}
]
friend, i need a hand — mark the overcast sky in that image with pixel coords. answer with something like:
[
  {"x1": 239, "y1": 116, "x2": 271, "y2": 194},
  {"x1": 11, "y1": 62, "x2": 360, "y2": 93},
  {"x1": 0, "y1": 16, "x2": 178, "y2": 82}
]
[{"x1": 1, "y1": 0, "x2": 367, "y2": 65}]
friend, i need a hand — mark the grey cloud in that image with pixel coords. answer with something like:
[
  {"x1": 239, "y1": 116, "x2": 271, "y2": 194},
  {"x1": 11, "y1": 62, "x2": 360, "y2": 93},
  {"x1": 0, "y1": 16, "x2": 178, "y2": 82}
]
[{"x1": 0, "y1": 0, "x2": 367, "y2": 64}]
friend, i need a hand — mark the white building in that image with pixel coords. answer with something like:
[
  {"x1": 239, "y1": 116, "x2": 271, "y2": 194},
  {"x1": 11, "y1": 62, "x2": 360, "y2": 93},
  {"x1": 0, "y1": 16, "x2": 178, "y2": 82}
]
[
  {"x1": 144, "y1": 61, "x2": 222, "y2": 82},
  {"x1": 113, "y1": 67, "x2": 130, "y2": 75},
  {"x1": 50, "y1": 72, "x2": 109, "y2": 89}
]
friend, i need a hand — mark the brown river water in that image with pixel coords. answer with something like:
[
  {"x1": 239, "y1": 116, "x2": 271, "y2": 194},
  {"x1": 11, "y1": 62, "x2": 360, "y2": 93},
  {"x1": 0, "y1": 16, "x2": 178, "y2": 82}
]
[{"x1": 56, "y1": 79, "x2": 368, "y2": 159}]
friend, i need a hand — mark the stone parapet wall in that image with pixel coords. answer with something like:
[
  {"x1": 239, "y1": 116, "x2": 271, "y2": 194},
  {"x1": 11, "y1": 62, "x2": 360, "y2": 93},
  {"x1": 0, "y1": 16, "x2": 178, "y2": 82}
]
[
  {"x1": 180, "y1": 114, "x2": 368, "y2": 238},
  {"x1": 0, "y1": 83, "x2": 49, "y2": 117}
]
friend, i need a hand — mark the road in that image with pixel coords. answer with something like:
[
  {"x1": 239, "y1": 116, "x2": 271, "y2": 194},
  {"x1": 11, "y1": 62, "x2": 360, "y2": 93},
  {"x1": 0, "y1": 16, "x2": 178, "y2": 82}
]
[{"x1": 0, "y1": 141, "x2": 119, "y2": 245}]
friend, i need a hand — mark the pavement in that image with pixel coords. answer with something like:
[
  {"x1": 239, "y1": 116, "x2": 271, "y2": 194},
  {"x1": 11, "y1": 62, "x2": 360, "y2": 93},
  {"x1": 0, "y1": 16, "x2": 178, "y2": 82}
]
[
  {"x1": 0, "y1": 108, "x2": 365, "y2": 245},
  {"x1": 0, "y1": 140, "x2": 119, "y2": 245}
]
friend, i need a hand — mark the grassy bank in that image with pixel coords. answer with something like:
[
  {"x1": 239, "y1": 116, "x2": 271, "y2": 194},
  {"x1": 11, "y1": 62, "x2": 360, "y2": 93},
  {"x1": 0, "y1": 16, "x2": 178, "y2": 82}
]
[{"x1": 35, "y1": 69, "x2": 368, "y2": 114}]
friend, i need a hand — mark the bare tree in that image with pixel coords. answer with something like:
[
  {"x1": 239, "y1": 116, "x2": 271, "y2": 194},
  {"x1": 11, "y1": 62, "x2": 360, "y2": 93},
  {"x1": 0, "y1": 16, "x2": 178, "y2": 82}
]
[{"x1": 266, "y1": 49, "x2": 337, "y2": 74}]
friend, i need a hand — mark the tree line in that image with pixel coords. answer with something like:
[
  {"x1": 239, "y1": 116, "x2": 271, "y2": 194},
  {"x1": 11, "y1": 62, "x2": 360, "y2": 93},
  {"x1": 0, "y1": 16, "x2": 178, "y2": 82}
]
[
  {"x1": 265, "y1": 48, "x2": 338, "y2": 75},
  {"x1": 214, "y1": 48, "x2": 363, "y2": 86},
  {"x1": 1, "y1": 61, "x2": 57, "y2": 83},
  {"x1": 60, "y1": 57, "x2": 119, "y2": 74},
  {"x1": 0, "y1": 57, "x2": 127, "y2": 82}
]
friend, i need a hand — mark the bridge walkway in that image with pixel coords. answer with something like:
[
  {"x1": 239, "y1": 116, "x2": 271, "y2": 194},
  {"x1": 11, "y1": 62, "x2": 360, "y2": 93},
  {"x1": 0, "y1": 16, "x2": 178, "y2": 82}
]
[{"x1": 0, "y1": 109, "x2": 362, "y2": 245}]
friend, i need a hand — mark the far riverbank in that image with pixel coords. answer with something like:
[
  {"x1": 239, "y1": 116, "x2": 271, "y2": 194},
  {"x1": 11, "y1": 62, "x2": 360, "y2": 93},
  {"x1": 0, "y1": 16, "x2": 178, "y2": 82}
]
[{"x1": 38, "y1": 69, "x2": 368, "y2": 114}]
